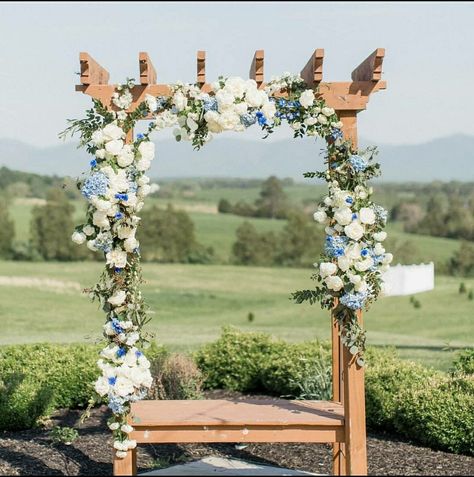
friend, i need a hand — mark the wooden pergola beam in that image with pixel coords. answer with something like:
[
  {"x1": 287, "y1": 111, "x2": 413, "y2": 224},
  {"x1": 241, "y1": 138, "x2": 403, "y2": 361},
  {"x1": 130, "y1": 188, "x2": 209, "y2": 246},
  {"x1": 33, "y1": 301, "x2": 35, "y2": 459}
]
[
  {"x1": 300, "y1": 48, "x2": 324, "y2": 87},
  {"x1": 351, "y1": 48, "x2": 385, "y2": 82},
  {"x1": 79, "y1": 52, "x2": 109, "y2": 85},
  {"x1": 249, "y1": 49, "x2": 264, "y2": 87},
  {"x1": 197, "y1": 50, "x2": 206, "y2": 86},
  {"x1": 139, "y1": 52, "x2": 157, "y2": 85}
]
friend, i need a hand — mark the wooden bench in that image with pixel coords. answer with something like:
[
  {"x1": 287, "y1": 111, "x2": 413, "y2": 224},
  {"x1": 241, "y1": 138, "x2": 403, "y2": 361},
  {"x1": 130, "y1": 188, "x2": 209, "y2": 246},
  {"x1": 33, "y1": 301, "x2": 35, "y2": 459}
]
[{"x1": 114, "y1": 398, "x2": 345, "y2": 475}]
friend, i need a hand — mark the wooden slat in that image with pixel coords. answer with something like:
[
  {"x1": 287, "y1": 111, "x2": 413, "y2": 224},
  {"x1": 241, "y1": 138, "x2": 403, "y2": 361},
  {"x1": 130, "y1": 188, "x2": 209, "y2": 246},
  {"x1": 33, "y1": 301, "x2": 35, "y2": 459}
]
[
  {"x1": 79, "y1": 52, "x2": 109, "y2": 85},
  {"x1": 197, "y1": 50, "x2": 206, "y2": 85},
  {"x1": 300, "y1": 48, "x2": 324, "y2": 87},
  {"x1": 130, "y1": 399, "x2": 343, "y2": 427},
  {"x1": 249, "y1": 49, "x2": 264, "y2": 87},
  {"x1": 113, "y1": 449, "x2": 136, "y2": 476},
  {"x1": 139, "y1": 52, "x2": 157, "y2": 85},
  {"x1": 351, "y1": 48, "x2": 385, "y2": 82}
]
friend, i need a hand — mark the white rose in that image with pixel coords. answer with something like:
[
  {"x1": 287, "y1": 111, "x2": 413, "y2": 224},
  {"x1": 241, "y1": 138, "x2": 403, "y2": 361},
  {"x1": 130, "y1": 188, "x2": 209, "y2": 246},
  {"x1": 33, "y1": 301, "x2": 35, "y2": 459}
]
[
  {"x1": 117, "y1": 226, "x2": 135, "y2": 240},
  {"x1": 121, "y1": 424, "x2": 134, "y2": 434},
  {"x1": 325, "y1": 275, "x2": 344, "y2": 291},
  {"x1": 216, "y1": 89, "x2": 235, "y2": 110},
  {"x1": 137, "y1": 176, "x2": 150, "y2": 186},
  {"x1": 299, "y1": 90, "x2": 315, "y2": 108},
  {"x1": 116, "y1": 451, "x2": 128, "y2": 459},
  {"x1": 92, "y1": 198, "x2": 112, "y2": 212},
  {"x1": 93, "y1": 211, "x2": 110, "y2": 229},
  {"x1": 334, "y1": 207, "x2": 353, "y2": 226},
  {"x1": 313, "y1": 210, "x2": 327, "y2": 224},
  {"x1": 223, "y1": 77, "x2": 247, "y2": 98},
  {"x1": 322, "y1": 107, "x2": 335, "y2": 117},
  {"x1": 325, "y1": 226, "x2": 335, "y2": 236},
  {"x1": 87, "y1": 240, "x2": 98, "y2": 251},
  {"x1": 218, "y1": 110, "x2": 240, "y2": 130},
  {"x1": 324, "y1": 196, "x2": 333, "y2": 206},
  {"x1": 261, "y1": 101, "x2": 276, "y2": 120},
  {"x1": 234, "y1": 102, "x2": 248, "y2": 115},
  {"x1": 354, "y1": 257, "x2": 374, "y2": 272},
  {"x1": 355, "y1": 280, "x2": 368, "y2": 293},
  {"x1": 334, "y1": 224, "x2": 343, "y2": 232},
  {"x1": 136, "y1": 158, "x2": 151, "y2": 172},
  {"x1": 102, "y1": 124, "x2": 124, "y2": 141},
  {"x1": 108, "y1": 290, "x2": 127, "y2": 307},
  {"x1": 337, "y1": 255, "x2": 352, "y2": 272},
  {"x1": 382, "y1": 253, "x2": 393, "y2": 265},
  {"x1": 344, "y1": 222, "x2": 365, "y2": 241},
  {"x1": 374, "y1": 231, "x2": 387, "y2": 242},
  {"x1": 186, "y1": 117, "x2": 198, "y2": 132},
  {"x1": 374, "y1": 243, "x2": 385, "y2": 255},
  {"x1": 173, "y1": 91, "x2": 188, "y2": 111},
  {"x1": 138, "y1": 141, "x2": 155, "y2": 161},
  {"x1": 245, "y1": 87, "x2": 266, "y2": 107},
  {"x1": 138, "y1": 184, "x2": 151, "y2": 198},
  {"x1": 114, "y1": 377, "x2": 135, "y2": 397},
  {"x1": 359, "y1": 207, "x2": 376, "y2": 225},
  {"x1": 332, "y1": 121, "x2": 343, "y2": 129},
  {"x1": 317, "y1": 114, "x2": 328, "y2": 124},
  {"x1": 319, "y1": 262, "x2": 337, "y2": 278},
  {"x1": 109, "y1": 422, "x2": 120, "y2": 431},
  {"x1": 348, "y1": 273, "x2": 362, "y2": 285},
  {"x1": 96, "y1": 149, "x2": 106, "y2": 159},
  {"x1": 145, "y1": 94, "x2": 157, "y2": 112},
  {"x1": 71, "y1": 231, "x2": 86, "y2": 244},
  {"x1": 106, "y1": 249, "x2": 128, "y2": 268},
  {"x1": 124, "y1": 236, "x2": 139, "y2": 253},
  {"x1": 304, "y1": 117, "x2": 318, "y2": 126},
  {"x1": 125, "y1": 331, "x2": 140, "y2": 346},
  {"x1": 83, "y1": 225, "x2": 95, "y2": 236},
  {"x1": 123, "y1": 439, "x2": 137, "y2": 450},
  {"x1": 354, "y1": 185, "x2": 368, "y2": 200},
  {"x1": 291, "y1": 122, "x2": 301, "y2": 130},
  {"x1": 345, "y1": 242, "x2": 362, "y2": 260},
  {"x1": 117, "y1": 145, "x2": 134, "y2": 167},
  {"x1": 91, "y1": 130, "x2": 105, "y2": 145},
  {"x1": 94, "y1": 377, "x2": 110, "y2": 396},
  {"x1": 105, "y1": 139, "x2": 124, "y2": 156}
]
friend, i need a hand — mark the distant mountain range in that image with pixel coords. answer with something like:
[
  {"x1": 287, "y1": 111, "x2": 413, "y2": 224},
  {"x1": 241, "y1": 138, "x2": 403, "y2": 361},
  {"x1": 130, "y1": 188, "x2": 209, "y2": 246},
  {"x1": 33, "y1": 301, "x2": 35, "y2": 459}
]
[{"x1": 0, "y1": 134, "x2": 473, "y2": 182}]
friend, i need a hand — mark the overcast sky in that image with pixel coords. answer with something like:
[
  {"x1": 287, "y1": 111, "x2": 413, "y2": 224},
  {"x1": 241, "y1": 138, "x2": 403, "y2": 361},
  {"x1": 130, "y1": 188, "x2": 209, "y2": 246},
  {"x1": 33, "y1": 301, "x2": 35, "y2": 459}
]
[{"x1": 1, "y1": 1, "x2": 473, "y2": 147}]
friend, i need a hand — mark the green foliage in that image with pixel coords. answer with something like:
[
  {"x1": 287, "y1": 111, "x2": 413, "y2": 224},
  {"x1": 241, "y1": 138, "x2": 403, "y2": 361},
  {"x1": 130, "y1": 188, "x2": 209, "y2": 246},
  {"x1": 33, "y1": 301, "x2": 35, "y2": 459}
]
[
  {"x1": 217, "y1": 198, "x2": 233, "y2": 214},
  {"x1": 139, "y1": 204, "x2": 214, "y2": 264},
  {"x1": 452, "y1": 348, "x2": 474, "y2": 375},
  {"x1": 254, "y1": 176, "x2": 290, "y2": 219},
  {"x1": 150, "y1": 352, "x2": 203, "y2": 400},
  {"x1": 394, "y1": 375, "x2": 474, "y2": 454},
  {"x1": 459, "y1": 282, "x2": 467, "y2": 293},
  {"x1": 29, "y1": 188, "x2": 85, "y2": 261},
  {"x1": 49, "y1": 426, "x2": 79, "y2": 445},
  {"x1": 469, "y1": 290, "x2": 474, "y2": 300},
  {"x1": 0, "y1": 196, "x2": 15, "y2": 258},
  {"x1": 449, "y1": 241, "x2": 474, "y2": 277},
  {"x1": 0, "y1": 342, "x2": 166, "y2": 431}
]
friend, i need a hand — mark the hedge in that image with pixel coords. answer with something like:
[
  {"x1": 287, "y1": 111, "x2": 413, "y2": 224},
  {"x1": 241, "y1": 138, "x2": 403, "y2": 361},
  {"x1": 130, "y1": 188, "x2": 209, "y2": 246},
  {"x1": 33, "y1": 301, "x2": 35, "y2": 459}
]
[{"x1": 0, "y1": 342, "x2": 165, "y2": 431}]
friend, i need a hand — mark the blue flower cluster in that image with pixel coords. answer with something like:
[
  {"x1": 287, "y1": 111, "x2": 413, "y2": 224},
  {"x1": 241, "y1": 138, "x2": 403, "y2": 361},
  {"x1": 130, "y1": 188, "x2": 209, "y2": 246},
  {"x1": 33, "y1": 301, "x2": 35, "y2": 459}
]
[
  {"x1": 349, "y1": 154, "x2": 368, "y2": 173},
  {"x1": 202, "y1": 96, "x2": 218, "y2": 112},
  {"x1": 368, "y1": 248, "x2": 385, "y2": 271},
  {"x1": 256, "y1": 111, "x2": 267, "y2": 126},
  {"x1": 156, "y1": 96, "x2": 168, "y2": 110},
  {"x1": 94, "y1": 234, "x2": 113, "y2": 253},
  {"x1": 240, "y1": 113, "x2": 256, "y2": 128},
  {"x1": 111, "y1": 318, "x2": 124, "y2": 334},
  {"x1": 325, "y1": 235, "x2": 349, "y2": 257},
  {"x1": 81, "y1": 172, "x2": 109, "y2": 199},
  {"x1": 108, "y1": 395, "x2": 126, "y2": 414},
  {"x1": 115, "y1": 193, "x2": 128, "y2": 201},
  {"x1": 340, "y1": 291, "x2": 368, "y2": 310},
  {"x1": 275, "y1": 98, "x2": 301, "y2": 122},
  {"x1": 328, "y1": 128, "x2": 343, "y2": 142},
  {"x1": 373, "y1": 205, "x2": 388, "y2": 224},
  {"x1": 128, "y1": 181, "x2": 138, "y2": 194}
]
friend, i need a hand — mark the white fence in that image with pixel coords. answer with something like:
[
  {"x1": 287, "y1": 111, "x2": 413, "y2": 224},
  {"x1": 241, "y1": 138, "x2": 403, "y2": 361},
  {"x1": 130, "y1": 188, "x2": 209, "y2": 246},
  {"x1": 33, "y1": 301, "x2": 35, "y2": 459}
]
[{"x1": 382, "y1": 263, "x2": 435, "y2": 296}]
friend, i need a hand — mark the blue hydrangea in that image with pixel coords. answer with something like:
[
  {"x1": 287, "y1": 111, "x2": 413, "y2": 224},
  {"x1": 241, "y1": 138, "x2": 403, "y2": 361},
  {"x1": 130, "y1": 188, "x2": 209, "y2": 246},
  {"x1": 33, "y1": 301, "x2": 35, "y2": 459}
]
[
  {"x1": 128, "y1": 181, "x2": 138, "y2": 194},
  {"x1": 115, "y1": 193, "x2": 128, "y2": 201},
  {"x1": 368, "y1": 248, "x2": 384, "y2": 271},
  {"x1": 116, "y1": 347, "x2": 127, "y2": 358},
  {"x1": 90, "y1": 159, "x2": 97, "y2": 168},
  {"x1": 94, "y1": 234, "x2": 113, "y2": 253},
  {"x1": 325, "y1": 235, "x2": 349, "y2": 258},
  {"x1": 81, "y1": 172, "x2": 109, "y2": 199},
  {"x1": 111, "y1": 318, "x2": 124, "y2": 334},
  {"x1": 108, "y1": 376, "x2": 117, "y2": 386},
  {"x1": 328, "y1": 128, "x2": 343, "y2": 141},
  {"x1": 202, "y1": 96, "x2": 218, "y2": 112},
  {"x1": 340, "y1": 291, "x2": 368, "y2": 310},
  {"x1": 373, "y1": 205, "x2": 388, "y2": 224},
  {"x1": 349, "y1": 154, "x2": 369, "y2": 172},
  {"x1": 156, "y1": 96, "x2": 168, "y2": 110},
  {"x1": 256, "y1": 111, "x2": 267, "y2": 126},
  {"x1": 240, "y1": 113, "x2": 257, "y2": 128},
  {"x1": 108, "y1": 395, "x2": 127, "y2": 414},
  {"x1": 136, "y1": 133, "x2": 145, "y2": 140}
]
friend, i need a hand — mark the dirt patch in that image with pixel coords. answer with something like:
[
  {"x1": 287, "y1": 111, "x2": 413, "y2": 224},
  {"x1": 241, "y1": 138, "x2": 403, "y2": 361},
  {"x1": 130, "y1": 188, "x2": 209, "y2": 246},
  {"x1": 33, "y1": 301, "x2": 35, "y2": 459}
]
[{"x1": 0, "y1": 392, "x2": 472, "y2": 476}]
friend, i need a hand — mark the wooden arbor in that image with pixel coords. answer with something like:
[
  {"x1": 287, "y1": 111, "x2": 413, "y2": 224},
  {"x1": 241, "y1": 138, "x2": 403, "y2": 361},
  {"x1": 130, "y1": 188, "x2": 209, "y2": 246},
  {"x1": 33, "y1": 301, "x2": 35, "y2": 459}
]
[{"x1": 75, "y1": 49, "x2": 386, "y2": 476}]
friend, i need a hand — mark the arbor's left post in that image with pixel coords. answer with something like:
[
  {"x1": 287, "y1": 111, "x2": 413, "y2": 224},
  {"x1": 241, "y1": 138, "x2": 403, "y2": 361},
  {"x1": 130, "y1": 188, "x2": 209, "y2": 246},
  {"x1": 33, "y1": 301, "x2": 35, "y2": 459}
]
[{"x1": 113, "y1": 448, "x2": 137, "y2": 476}]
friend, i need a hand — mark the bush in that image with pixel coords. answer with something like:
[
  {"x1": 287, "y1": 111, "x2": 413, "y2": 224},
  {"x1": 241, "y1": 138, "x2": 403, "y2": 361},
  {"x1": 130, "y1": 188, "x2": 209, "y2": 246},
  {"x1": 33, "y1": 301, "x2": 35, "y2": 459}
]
[
  {"x1": 195, "y1": 326, "x2": 285, "y2": 391},
  {"x1": 452, "y1": 348, "x2": 474, "y2": 375},
  {"x1": 217, "y1": 198, "x2": 233, "y2": 214},
  {"x1": 150, "y1": 353, "x2": 203, "y2": 400},
  {"x1": 394, "y1": 374, "x2": 474, "y2": 454},
  {"x1": 0, "y1": 342, "x2": 165, "y2": 431}
]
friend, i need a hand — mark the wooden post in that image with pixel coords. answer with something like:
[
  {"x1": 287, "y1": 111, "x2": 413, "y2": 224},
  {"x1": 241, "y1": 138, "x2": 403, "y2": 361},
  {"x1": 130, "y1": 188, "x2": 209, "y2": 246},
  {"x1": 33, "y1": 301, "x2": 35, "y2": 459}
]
[{"x1": 113, "y1": 449, "x2": 137, "y2": 476}]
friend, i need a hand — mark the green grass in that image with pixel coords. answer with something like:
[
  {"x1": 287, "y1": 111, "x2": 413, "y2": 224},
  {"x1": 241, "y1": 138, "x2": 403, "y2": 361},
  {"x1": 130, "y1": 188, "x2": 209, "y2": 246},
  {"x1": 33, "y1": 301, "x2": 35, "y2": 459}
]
[{"x1": 0, "y1": 260, "x2": 472, "y2": 370}]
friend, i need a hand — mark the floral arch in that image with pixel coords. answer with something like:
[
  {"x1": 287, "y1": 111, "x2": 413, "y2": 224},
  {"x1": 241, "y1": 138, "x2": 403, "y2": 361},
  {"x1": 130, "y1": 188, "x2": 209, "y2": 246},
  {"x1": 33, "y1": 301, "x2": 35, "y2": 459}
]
[{"x1": 63, "y1": 49, "x2": 389, "y2": 476}]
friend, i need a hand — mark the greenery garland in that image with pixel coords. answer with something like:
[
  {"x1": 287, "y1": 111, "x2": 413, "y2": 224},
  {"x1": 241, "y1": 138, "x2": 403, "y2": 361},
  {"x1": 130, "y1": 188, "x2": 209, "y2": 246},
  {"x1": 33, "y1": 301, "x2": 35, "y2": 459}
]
[{"x1": 61, "y1": 72, "x2": 390, "y2": 458}]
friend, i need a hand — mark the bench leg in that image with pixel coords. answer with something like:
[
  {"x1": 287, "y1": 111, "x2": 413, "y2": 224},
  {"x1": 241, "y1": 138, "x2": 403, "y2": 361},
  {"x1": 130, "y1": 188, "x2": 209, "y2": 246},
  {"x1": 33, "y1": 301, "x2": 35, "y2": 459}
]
[
  {"x1": 113, "y1": 448, "x2": 137, "y2": 476},
  {"x1": 332, "y1": 442, "x2": 345, "y2": 475}
]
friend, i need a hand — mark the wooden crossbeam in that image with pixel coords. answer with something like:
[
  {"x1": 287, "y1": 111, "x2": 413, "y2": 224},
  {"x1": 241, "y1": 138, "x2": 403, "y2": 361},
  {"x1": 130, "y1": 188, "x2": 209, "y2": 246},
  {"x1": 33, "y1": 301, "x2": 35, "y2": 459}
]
[
  {"x1": 139, "y1": 52, "x2": 156, "y2": 85},
  {"x1": 300, "y1": 48, "x2": 324, "y2": 87},
  {"x1": 197, "y1": 50, "x2": 206, "y2": 85},
  {"x1": 249, "y1": 49, "x2": 264, "y2": 87},
  {"x1": 351, "y1": 48, "x2": 385, "y2": 82},
  {"x1": 79, "y1": 52, "x2": 109, "y2": 85}
]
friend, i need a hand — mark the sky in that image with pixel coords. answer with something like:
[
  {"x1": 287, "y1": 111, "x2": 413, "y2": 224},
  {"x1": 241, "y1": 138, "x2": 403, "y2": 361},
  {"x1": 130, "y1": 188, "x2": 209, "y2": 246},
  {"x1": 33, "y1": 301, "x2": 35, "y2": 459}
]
[{"x1": 0, "y1": 1, "x2": 473, "y2": 147}]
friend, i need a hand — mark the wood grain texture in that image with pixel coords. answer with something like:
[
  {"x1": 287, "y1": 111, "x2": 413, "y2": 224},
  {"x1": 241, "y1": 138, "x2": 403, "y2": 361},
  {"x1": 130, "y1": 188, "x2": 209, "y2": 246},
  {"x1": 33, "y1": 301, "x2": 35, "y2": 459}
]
[
  {"x1": 139, "y1": 52, "x2": 157, "y2": 85},
  {"x1": 300, "y1": 48, "x2": 324, "y2": 86},
  {"x1": 249, "y1": 49, "x2": 264, "y2": 87},
  {"x1": 351, "y1": 48, "x2": 385, "y2": 82},
  {"x1": 197, "y1": 50, "x2": 206, "y2": 85},
  {"x1": 79, "y1": 52, "x2": 109, "y2": 85}
]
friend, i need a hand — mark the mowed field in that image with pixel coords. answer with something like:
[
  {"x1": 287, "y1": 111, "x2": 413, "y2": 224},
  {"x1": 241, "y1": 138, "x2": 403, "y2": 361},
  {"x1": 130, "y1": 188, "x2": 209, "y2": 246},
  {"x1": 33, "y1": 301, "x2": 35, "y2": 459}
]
[{"x1": 3, "y1": 183, "x2": 472, "y2": 371}]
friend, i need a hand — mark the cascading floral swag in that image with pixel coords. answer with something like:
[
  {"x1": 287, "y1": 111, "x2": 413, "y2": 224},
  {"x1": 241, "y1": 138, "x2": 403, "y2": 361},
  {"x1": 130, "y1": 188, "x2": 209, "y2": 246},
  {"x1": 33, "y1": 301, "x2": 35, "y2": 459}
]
[{"x1": 61, "y1": 72, "x2": 391, "y2": 458}]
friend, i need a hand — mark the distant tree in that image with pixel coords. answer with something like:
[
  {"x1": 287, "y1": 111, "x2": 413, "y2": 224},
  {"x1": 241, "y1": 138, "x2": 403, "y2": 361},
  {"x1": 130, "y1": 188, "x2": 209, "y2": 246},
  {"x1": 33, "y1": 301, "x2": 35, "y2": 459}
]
[
  {"x1": 449, "y1": 241, "x2": 474, "y2": 277},
  {"x1": 275, "y1": 211, "x2": 324, "y2": 267},
  {"x1": 254, "y1": 176, "x2": 290, "y2": 219},
  {"x1": 231, "y1": 200, "x2": 256, "y2": 217},
  {"x1": 0, "y1": 197, "x2": 15, "y2": 258},
  {"x1": 217, "y1": 198, "x2": 233, "y2": 214},
  {"x1": 139, "y1": 204, "x2": 212, "y2": 263},
  {"x1": 231, "y1": 221, "x2": 277, "y2": 266},
  {"x1": 29, "y1": 188, "x2": 81, "y2": 261},
  {"x1": 6, "y1": 182, "x2": 31, "y2": 198}
]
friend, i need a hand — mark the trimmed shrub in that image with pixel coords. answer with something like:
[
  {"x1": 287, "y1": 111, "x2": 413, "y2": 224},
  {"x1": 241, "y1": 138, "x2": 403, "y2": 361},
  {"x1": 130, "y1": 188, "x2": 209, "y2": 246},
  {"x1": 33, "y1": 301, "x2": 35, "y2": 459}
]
[
  {"x1": 452, "y1": 348, "x2": 474, "y2": 375},
  {"x1": 195, "y1": 326, "x2": 286, "y2": 391},
  {"x1": 394, "y1": 374, "x2": 474, "y2": 454},
  {"x1": 0, "y1": 342, "x2": 166, "y2": 431}
]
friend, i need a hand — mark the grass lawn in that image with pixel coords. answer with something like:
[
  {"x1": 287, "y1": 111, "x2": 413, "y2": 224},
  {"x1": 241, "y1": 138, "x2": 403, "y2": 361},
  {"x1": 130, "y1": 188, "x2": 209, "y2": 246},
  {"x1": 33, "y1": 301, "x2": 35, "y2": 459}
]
[{"x1": 0, "y1": 260, "x2": 472, "y2": 371}]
